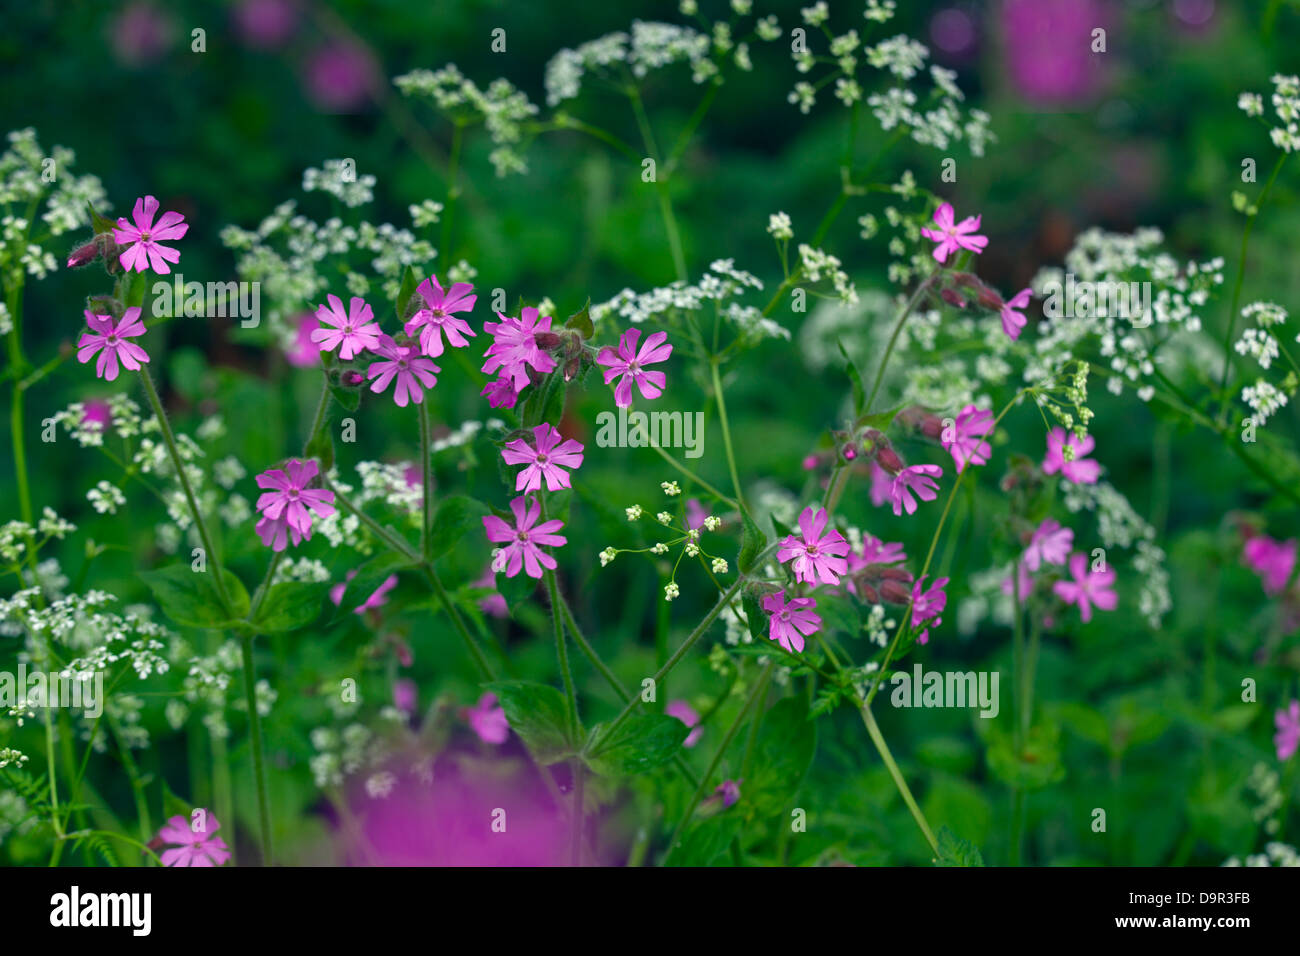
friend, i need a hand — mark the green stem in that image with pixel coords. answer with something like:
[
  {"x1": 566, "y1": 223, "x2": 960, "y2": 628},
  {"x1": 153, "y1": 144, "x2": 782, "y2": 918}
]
[
  {"x1": 137, "y1": 366, "x2": 233, "y2": 613},
  {"x1": 419, "y1": 401, "x2": 433, "y2": 558},
  {"x1": 863, "y1": 277, "x2": 933, "y2": 414},
  {"x1": 859, "y1": 703, "x2": 940, "y2": 857},
  {"x1": 239, "y1": 632, "x2": 273, "y2": 865},
  {"x1": 709, "y1": 359, "x2": 748, "y2": 515},
  {"x1": 541, "y1": 497, "x2": 578, "y2": 738}
]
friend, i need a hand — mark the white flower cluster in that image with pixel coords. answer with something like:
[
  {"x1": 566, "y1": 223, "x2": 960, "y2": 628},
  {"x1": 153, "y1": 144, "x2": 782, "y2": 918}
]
[
  {"x1": 309, "y1": 723, "x2": 376, "y2": 789},
  {"x1": 1233, "y1": 300, "x2": 1296, "y2": 428},
  {"x1": 303, "y1": 159, "x2": 376, "y2": 208},
  {"x1": 272, "y1": 557, "x2": 332, "y2": 584},
  {"x1": 798, "y1": 244, "x2": 857, "y2": 305},
  {"x1": 395, "y1": 65, "x2": 539, "y2": 176},
  {"x1": 546, "y1": 21, "x2": 724, "y2": 107},
  {"x1": 1239, "y1": 74, "x2": 1300, "y2": 152},
  {"x1": 0, "y1": 128, "x2": 108, "y2": 286}
]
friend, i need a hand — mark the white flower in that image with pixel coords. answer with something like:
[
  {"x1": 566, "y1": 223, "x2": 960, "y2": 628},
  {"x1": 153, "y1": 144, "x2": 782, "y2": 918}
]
[
  {"x1": 599, "y1": 547, "x2": 617, "y2": 567},
  {"x1": 767, "y1": 211, "x2": 794, "y2": 241},
  {"x1": 1238, "y1": 92, "x2": 1264, "y2": 116},
  {"x1": 711, "y1": 558, "x2": 728, "y2": 574},
  {"x1": 661, "y1": 480, "x2": 681, "y2": 496},
  {"x1": 626, "y1": 505, "x2": 643, "y2": 520},
  {"x1": 703, "y1": 515, "x2": 722, "y2": 531},
  {"x1": 664, "y1": 582, "x2": 680, "y2": 601}
]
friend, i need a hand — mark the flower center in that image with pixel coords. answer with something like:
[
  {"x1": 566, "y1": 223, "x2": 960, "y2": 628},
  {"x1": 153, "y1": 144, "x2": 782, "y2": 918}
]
[
  {"x1": 779, "y1": 610, "x2": 791, "y2": 623},
  {"x1": 536, "y1": 454, "x2": 548, "y2": 464},
  {"x1": 515, "y1": 530, "x2": 529, "y2": 543},
  {"x1": 287, "y1": 488, "x2": 300, "y2": 499},
  {"x1": 628, "y1": 360, "x2": 641, "y2": 373},
  {"x1": 343, "y1": 324, "x2": 353, "y2": 334},
  {"x1": 106, "y1": 335, "x2": 119, "y2": 346}
]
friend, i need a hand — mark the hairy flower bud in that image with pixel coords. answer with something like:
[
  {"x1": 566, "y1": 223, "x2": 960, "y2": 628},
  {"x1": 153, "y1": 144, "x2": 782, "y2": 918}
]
[
  {"x1": 533, "y1": 331, "x2": 562, "y2": 350},
  {"x1": 880, "y1": 578, "x2": 912, "y2": 604},
  {"x1": 940, "y1": 288, "x2": 967, "y2": 308}
]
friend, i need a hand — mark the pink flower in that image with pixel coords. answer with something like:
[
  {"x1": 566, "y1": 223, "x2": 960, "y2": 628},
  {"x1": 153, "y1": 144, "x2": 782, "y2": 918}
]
[
  {"x1": 302, "y1": 41, "x2": 376, "y2": 112},
  {"x1": 911, "y1": 575, "x2": 949, "y2": 645},
  {"x1": 329, "y1": 570, "x2": 399, "y2": 615},
  {"x1": 480, "y1": 377, "x2": 520, "y2": 409},
  {"x1": 232, "y1": 0, "x2": 298, "y2": 49},
  {"x1": 853, "y1": 534, "x2": 907, "y2": 568},
  {"x1": 156, "y1": 811, "x2": 230, "y2": 867},
  {"x1": 943, "y1": 405, "x2": 995, "y2": 473},
  {"x1": 1042, "y1": 428, "x2": 1101, "y2": 484},
  {"x1": 254, "y1": 458, "x2": 335, "y2": 551},
  {"x1": 481, "y1": 307, "x2": 557, "y2": 391},
  {"x1": 1052, "y1": 552, "x2": 1117, "y2": 622},
  {"x1": 777, "y1": 506, "x2": 850, "y2": 586},
  {"x1": 1023, "y1": 518, "x2": 1073, "y2": 571},
  {"x1": 1001, "y1": 562, "x2": 1033, "y2": 602},
  {"x1": 665, "y1": 700, "x2": 704, "y2": 748},
  {"x1": 1000, "y1": 287, "x2": 1032, "y2": 339},
  {"x1": 685, "y1": 499, "x2": 710, "y2": 530},
  {"x1": 891, "y1": 464, "x2": 943, "y2": 516},
  {"x1": 482, "y1": 496, "x2": 567, "y2": 579},
  {"x1": 761, "y1": 590, "x2": 822, "y2": 653},
  {"x1": 404, "y1": 276, "x2": 477, "y2": 358},
  {"x1": 715, "y1": 779, "x2": 742, "y2": 808},
  {"x1": 77, "y1": 308, "x2": 150, "y2": 381},
  {"x1": 113, "y1": 195, "x2": 188, "y2": 274},
  {"x1": 311, "y1": 294, "x2": 381, "y2": 360},
  {"x1": 467, "y1": 693, "x2": 509, "y2": 745},
  {"x1": 595, "y1": 328, "x2": 672, "y2": 408},
  {"x1": 869, "y1": 461, "x2": 894, "y2": 507},
  {"x1": 501, "y1": 424, "x2": 585, "y2": 493},
  {"x1": 1243, "y1": 534, "x2": 1297, "y2": 596},
  {"x1": 920, "y1": 202, "x2": 988, "y2": 264},
  {"x1": 393, "y1": 678, "x2": 417, "y2": 713},
  {"x1": 473, "y1": 565, "x2": 508, "y2": 618},
  {"x1": 1275, "y1": 700, "x2": 1300, "y2": 761},
  {"x1": 285, "y1": 313, "x2": 321, "y2": 367},
  {"x1": 82, "y1": 400, "x2": 113, "y2": 432},
  {"x1": 367, "y1": 334, "x2": 440, "y2": 407}
]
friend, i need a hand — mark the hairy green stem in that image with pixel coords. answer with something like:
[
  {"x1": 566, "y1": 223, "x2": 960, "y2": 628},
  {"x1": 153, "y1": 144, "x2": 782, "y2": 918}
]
[
  {"x1": 239, "y1": 633, "x2": 273, "y2": 865},
  {"x1": 859, "y1": 703, "x2": 940, "y2": 857}
]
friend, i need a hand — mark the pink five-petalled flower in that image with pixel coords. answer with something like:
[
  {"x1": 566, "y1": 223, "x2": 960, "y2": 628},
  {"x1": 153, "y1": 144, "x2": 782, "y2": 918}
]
[
  {"x1": 501, "y1": 424, "x2": 585, "y2": 493},
  {"x1": 1052, "y1": 552, "x2": 1117, "y2": 623},
  {"x1": 467, "y1": 692, "x2": 509, "y2": 745},
  {"x1": 911, "y1": 575, "x2": 949, "y2": 645},
  {"x1": 777, "y1": 506, "x2": 850, "y2": 586},
  {"x1": 329, "y1": 570, "x2": 399, "y2": 615},
  {"x1": 113, "y1": 195, "x2": 189, "y2": 274},
  {"x1": 77, "y1": 307, "x2": 150, "y2": 382},
  {"x1": 1000, "y1": 287, "x2": 1032, "y2": 339},
  {"x1": 367, "y1": 334, "x2": 440, "y2": 407},
  {"x1": 920, "y1": 202, "x2": 988, "y2": 264},
  {"x1": 482, "y1": 496, "x2": 567, "y2": 579},
  {"x1": 761, "y1": 589, "x2": 822, "y2": 653},
  {"x1": 405, "y1": 275, "x2": 477, "y2": 358},
  {"x1": 1042, "y1": 427, "x2": 1101, "y2": 484},
  {"x1": 942, "y1": 404, "x2": 995, "y2": 473},
  {"x1": 1023, "y1": 518, "x2": 1073, "y2": 572},
  {"x1": 595, "y1": 328, "x2": 672, "y2": 408},
  {"x1": 156, "y1": 811, "x2": 230, "y2": 867},
  {"x1": 311, "y1": 294, "x2": 382, "y2": 360},
  {"x1": 665, "y1": 700, "x2": 704, "y2": 748},
  {"x1": 891, "y1": 464, "x2": 943, "y2": 516},
  {"x1": 254, "y1": 458, "x2": 336, "y2": 552},
  {"x1": 481, "y1": 307, "x2": 557, "y2": 391},
  {"x1": 1243, "y1": 534, "x2": 1297, "y2": 597},
  {"x1": 1275, "y1": 700, "x2": 1300, "y2": 761}
]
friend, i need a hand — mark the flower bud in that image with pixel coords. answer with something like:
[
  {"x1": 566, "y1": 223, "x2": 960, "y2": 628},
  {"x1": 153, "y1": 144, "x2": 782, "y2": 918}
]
[
  {"x1": 940, "y1": 288, "x2": 967, "y2": 308},
  {"x1": 880, "y1": 579, "x2": 912, "y2": 604},
  {"x1": 340, "y1": 370, "x2": 365, "y2": 387},
  {"x1": 66, "y1": 240, "x2": 101, "y2": 269},
  {"x1": 534, "y1": 331, "x2": 562, "y2": 350}
]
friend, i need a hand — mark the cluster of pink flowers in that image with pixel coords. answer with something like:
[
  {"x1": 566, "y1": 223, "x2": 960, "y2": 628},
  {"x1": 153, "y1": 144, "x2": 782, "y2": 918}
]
[
  {"x1": 253, "y1": 458, "x2": 336, "y2": 552},
  {"x1": 480, "y1": 306, "x2": 556, "y2": 409},
  {"x1": 1002, "y1": 517, "x2": 1117, "y2": 623},
  {"x1": 1043, "y1": 428, "x2": 1101, "y2": 484}
]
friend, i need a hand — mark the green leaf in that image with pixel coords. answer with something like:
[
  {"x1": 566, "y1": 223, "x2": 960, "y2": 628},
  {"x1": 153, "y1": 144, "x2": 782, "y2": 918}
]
[
  {"x1": 585, "y1": 714, "x2": 688, "y2": 776},
  {"x1": 666, "y1": 813, "x2": 742, "y2": 866},
  {"x1": 566, "y1": 297, "x2": 594, "y2": 338},
  {"x1": 934, "y1": 825, "x2": 986, "y2": 867},
  {"x1": 250, "y1": 580, "x2": 331, "y2": 634},
  {"x1": 770, "y1": 514, "x2": 794, "y2": 540},
  {"x1": 428, "y1": 495, "x2": 490, "y2": 560},
  {"x1": 857, "y1": 403, "x2": 904, "y2": 431},
  {"x1": 838, "y1": 340, "x2": 865, "y2": 416},
  {"x1": 985, "y1": 722, "x2": 1065, "y2": 791},
  {"x1": 304, "y1": 429, "x2": 334, "y2": 472},
  {"x1": 742, "y1": 593, "x2": 768, "y2": 644},
  {"x1": 484, "y1": 680, "x2": 573, "y2": 764},
  {"x1": 814, "y1": 590, "x2": 860, "y2": 638},
  {"x1": 737, "y1": 509, "x2": 766, "y2": 574},
  {"x1": 87, "y1": 201, "x2": 116, "y2": 236},
  {"x1": 395, "y1": 264, "x2": 420, "y2": 321},
  {"x1": 328, "y1": 382, "x2": 360, "y2": 412},
  {"x1": 746, "y1": 697, "x2": 817, "y2": 814},
  {"x1": 140, "y1": 565, "x2": 249, "y2": 629}
]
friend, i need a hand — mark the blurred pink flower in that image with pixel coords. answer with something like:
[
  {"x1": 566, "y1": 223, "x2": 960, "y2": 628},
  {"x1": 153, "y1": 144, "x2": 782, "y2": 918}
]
[
  {"x1": 233, "y1": 0, "x2": 299, "y2": 49},
  {"x1": 77, "y1": 309, "x2": 150, "y2": 382},
  {"x1": 473, "y1": 565, "x2": 508, "y2": 618},
  {"x1": 1043, "y1": 427, "x2": 1101, "y2": 484},
  {"x1": 1000, "y1": 288, "x2": 1032, "y2": 340},
  {"x1": 715, "y1": 779, "x2": 742, "y2": 808},
  {"x1": 481, "y1": 377, "x2": 520, "y2": 409},
  {"x1": 113, "y1": 196, "x2": 188, "y2": 274},
  {"x1": 1052, "y1": 552, "x2": 1117, "y2": 622},
  {"x1": 1023, "y1": 518, "x2": 1073, "y2": 571},
  {"x1": 157, "y1": 811, "x2": 230, "y2": 867},
  {"x1": 302, "y1": 41, "x2": 377, "y2": 112},
  {"x1": 921, "y1": 203, "x2": 987, "y2": 264},
  {"x1": 1000, "y1": 0, "x2": 1105, "y2": 105},
  {"x1": 393, "y1": 679, "x2": 417, "y2": 714},
  {"x1": 911, "y1": 575, "x2": 949, "y2": 645},
  {"x1": 467, "y1": 693, "x2": 509, "y2": 745},
  {"x1": 330, "y1": 570, "x2": 399, "y2": 615},
  {"x1": 1001, "y1": 562, "x2": 1033, "y2": 603},
  {"x1": 891, "y1": 464, "x2": 943, "y2": 516},
  {"x1": 943, "y1": 404, "x2": 995, "y2": 473},
  {"x1": 685, "y1": 499, "x2": 710, "y2": 530},
  {"x1": 82, "y1": 399, "x2": 113, "y2": 432},
  {"x1": 869, "y1": 461, "x2": 893, "y2": 507},
  {"x1": 285, "y1": 313, "x2": 322, "y2": 367},
  {"x1": 1243, "y1": 534, "x2": 1297, "y2": 597},
  {"x1": 665, "y1": 700, "x2": 704, "y2": 748},
  {"x1": 1275, "y1": 701, "x2": 1300, "y2": 761},
  {"x1": 110, "y1": 2, "x2": 175, "y2": 66}
]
